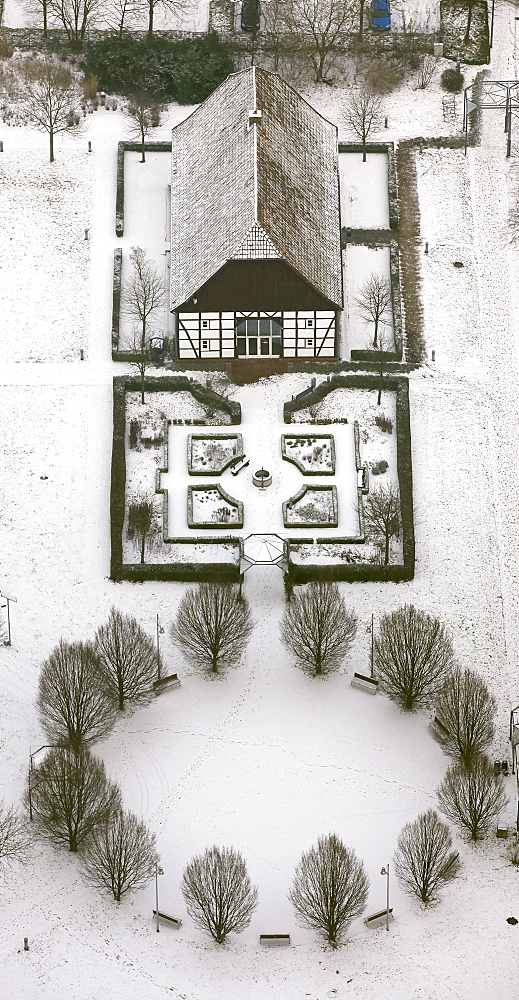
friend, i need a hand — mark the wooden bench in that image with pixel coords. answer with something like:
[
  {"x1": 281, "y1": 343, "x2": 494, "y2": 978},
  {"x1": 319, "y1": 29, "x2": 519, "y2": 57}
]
[
  {"x1": 365, "y1": 908, "x2": 393, "y2": 928},
  {"x1": 153, "y1": 910, "x2": 182, "y2": 928},
  {"x1": 259, "y1": 934, "x2": 291, "y2": 947},
  {"x1": 430, "y1": 716, "x2": 450, "y2": 738},
  {"x1": 153, "y1": 673, "x2": 181, "y2": 696},
  {"x1": 351, "y1": 671, "x2": 378, "y2": 695}
]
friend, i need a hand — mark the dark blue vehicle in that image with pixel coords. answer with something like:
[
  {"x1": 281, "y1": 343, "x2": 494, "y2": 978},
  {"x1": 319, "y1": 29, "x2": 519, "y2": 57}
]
[
  {"x1": 371, "y1": 0, "x2": 391, "y2": 30},
  {"x1": 241, "y1": 0, "x2": 260, "y2": 32}
]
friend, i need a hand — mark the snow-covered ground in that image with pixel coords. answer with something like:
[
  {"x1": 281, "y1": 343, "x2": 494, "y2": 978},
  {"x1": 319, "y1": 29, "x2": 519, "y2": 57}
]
[
  {"x1": 2, "y1": 7, "x2": 519, "y2": 998},
  {"x1": 339, "y1": 152, "x2": 390, "y2": 230}
]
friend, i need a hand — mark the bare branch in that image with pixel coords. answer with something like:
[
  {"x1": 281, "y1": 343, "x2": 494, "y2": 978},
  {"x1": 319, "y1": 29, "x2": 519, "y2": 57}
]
[
  {"x1": 363, "y1": 484, "x2": 401, "y2": 565},
  {"x1": 37, "y1": 639, "x2": 116, "y2": 749},
  {"x1": 0, "y1": 803, "x2": 31, "y2": 872},
  {"x1": 26, "y1": 748, "x2": 122, "y2": 852},
  {"x1": 433, "y1": 665, "x2": 497, "y2": 768},
  {"x1": 94, "y1": 607, "x2": 161, "y2": 710},
  {"x1": 81, "y1": 810, "x2": 159, "y2": 900},
  {"x1": 437, "y1": 756, "x2": 506, "y2": 841},
  {"x1": 289, "y1": 833, "x2": 369, "y2": 946},
  {"x1": 170, "y1": 584, "x2": 255, "y2": 674},
  {"x1": 394, "y1": 809, "x2": 460, "y2": 905},
  {"x1": 374, "y1": 604, "x2": 454, "y2": 711},
  {"x1": 279, "y1": 0, "x2": 356, "y2": 83},
  {"x1": 280, "y1": 582, "x2": 357, "y2": 676},
  {"x1": 126, "y1": 492, "x2": 162, "y2": 562},
  {"x1": 343, "y1": 89, "x2": 384, "y2": 161},
  {"x1": 181, "y1": 845, "x2": 258, "y2": 943},
  {"x1": 355, "y1": 273, "x2": 392, "y2": 347}
]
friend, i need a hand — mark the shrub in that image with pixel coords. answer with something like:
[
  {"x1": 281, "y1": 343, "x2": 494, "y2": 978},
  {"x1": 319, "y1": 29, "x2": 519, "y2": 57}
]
[
  {"x1": 374, "y1": 413, "x2": 392, "y2": 433},
  {"x1": 371, "y1": 459, "x2": 388, "y2": 475},
  {"x1": 85, "y1": 34, "x2": 235, "y2": 104},
  {"x1": 0, "y1": 35, "x2": 14, "y2": 60},
  {"x1": 366, "y1": 60, "x2": 404, "y2": 95},
  {"x1": 441, "y1": 68, "x2": 464, "y2": 93}
]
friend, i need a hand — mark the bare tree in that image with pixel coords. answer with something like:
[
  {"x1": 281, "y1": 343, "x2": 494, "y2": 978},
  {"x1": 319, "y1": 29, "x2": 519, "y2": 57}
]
[
  {"x1": 0, "y1": 802, "x2": 30, "y2": 872},
  {"x1": 127, "y1": 492, "x2": 162, "y2": 563},
  {"x1": 81, "y1": 810, "x2": 159, "y2": 901},
  {"x1": 46, "y1": 0, "x2": 105, "y2": 48},
  {"x1": 416, "y1": 53, "x2": 437, "y2": 90},
  {"x1": 355, "y1": 273, "x2": 392, "y2": 348},
  {"x1": 94, "y1": 607, "x2": 162, "y2": 710},
  {"x1": 23, "y1": 0, "x2": 51, "y2": 36},
  {"x1": 139, "y1": 0, "x2": 191, "y2": 38},
  {"x1": 464, "y1": 0, "x2": 476, "y2": 43},
  {"x1": 280, "y1": 582, "x2": 357, "y2": 677},
  {"x1": 394, "y1": 809, "x2": 459, "y2": 905},
  {"x1": 280, "y1": 0, "x2": 355, "y2": 83},
  {"x1": 170, "y1": 584, "x2": 254, "y2": 675},
  {"x1": 104, "y1": 0, "x2": 142, "y2": 35},
  {"x1": 123, "y1": 247, "x2": 165, "y2": 403},
  {"x1": 262, "y1": 0, "x2": 287, "y2": 71},
  {"x1": 125, "y1": 91, "x2": 164, "y2": 163},
  {"x1": 37, "y1": 639, "x2": 117, "y2": 750},
  {"x1": 289, "y1": 833, "x2": 369, "y2": 946},
  {"x1": 343, "y1": 89, "x2": 384, "y2": 161},
  {"x1": 363, "y1": 484, "x2": 401, "y2": 565},
  {"x1": 433, "y1": 666, "x2": 497, "y2": 768},
  {"x1": 437, "y1": 756, "x2": 506, "y2": 842},
  {"x1": 14, "y1": 56, "x2": 82, "y2": 162},
  {"x1": 374, "y1": 605, "x2": 454, "y2": 711},
  {"x1": 181, "y1": 845, "x2": 258, "y2": 943},
  {"x1": 26, "y1": 748, "x2": 122, "y2": 852}
]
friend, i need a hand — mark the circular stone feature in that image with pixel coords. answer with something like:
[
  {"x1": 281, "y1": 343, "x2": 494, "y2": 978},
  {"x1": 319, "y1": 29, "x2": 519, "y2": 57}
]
[{"x1": 253, "y1": 469, "x2": 272, "y2": 488}]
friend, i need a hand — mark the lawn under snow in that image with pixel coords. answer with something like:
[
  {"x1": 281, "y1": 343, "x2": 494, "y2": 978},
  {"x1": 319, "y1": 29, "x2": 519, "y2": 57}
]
[{"x1": 3, "y1": 8, "x2": 519, "y2": 999}]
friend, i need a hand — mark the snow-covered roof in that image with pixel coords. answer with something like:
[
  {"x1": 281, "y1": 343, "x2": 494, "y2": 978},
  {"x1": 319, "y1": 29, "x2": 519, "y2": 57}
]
[{"x1": 170, "y1": 67, "x2": 342, "y2": 311}]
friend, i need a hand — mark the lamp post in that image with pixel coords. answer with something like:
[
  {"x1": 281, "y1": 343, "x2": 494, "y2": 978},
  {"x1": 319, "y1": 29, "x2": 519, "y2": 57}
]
[
  {"x1": 0, "y1": 591, "x2": 17, "y2": 646},
  {"x1": 380, "y1": 865, "x2": 390, "y2": 930},
  {"x1": 156, "y1": 614, "x2": 164, "y2": 682},
  {"x1": 155, "y1": 864, "x2": 164, "y2": 932}
]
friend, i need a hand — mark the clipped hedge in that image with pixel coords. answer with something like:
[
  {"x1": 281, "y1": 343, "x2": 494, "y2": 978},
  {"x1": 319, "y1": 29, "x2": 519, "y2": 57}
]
[
  {"x1": 284, "y1": 374, "x2": 415, "y2": 583},
  {"x1": 85, "y1": 33, "x2": 235, "y2": 104},
  {"x1": 110, "y1": 376, "x2": 242, "y2": 582}
]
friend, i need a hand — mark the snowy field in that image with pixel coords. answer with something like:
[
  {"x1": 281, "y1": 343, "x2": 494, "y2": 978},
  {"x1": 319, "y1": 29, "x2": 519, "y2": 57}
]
[
  {"x1": 339, "y1": 152, "x2": 390, "y2": 230},
  {"x1": 3, "y1": 5, "x2": 519, "y2": 998},
  {"x1": 342, "y1": 244, "x2": 395, "y2": 353}
]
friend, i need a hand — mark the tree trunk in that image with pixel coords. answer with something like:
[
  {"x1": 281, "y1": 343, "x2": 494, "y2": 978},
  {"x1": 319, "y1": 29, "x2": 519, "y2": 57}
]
[
  {"x1": 464, "y1": 0, "x2": 473, "y2": 43},
  {"x1": 43, "y1": 0, "x2": 48, "y2": 36},
  {"x1": 384, "y1": 531, "x2": 390, "y2": 565},
  {"x1": 49, "y1": 128, "x2": 54, "y2": 163},
  {"x1": 362, "y1": 138, "x2": 367, "y2": 162},
  {"x1": 373, "y1": 317, "x2": 379, "y2": 347},
  {"x1": 140, "y1": 533, "x2": 146, "y2": 563},
  {"x1": 140, "y1": 126, "x2": 146, "y2": 163},
  {"x1": 148, "y1": 0, "x2": 154, "y2": 38},
  {"x1": 359, "y1": 0, "x2": 365, "y2": 37},
  {"x1": 118, "y1": 678, "x2": 125, "y2": 711}
]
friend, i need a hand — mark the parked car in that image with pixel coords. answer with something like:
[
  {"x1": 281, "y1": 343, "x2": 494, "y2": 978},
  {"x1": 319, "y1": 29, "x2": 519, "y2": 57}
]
[
  {"x1": 371, "y1": 0, "x2": 391, "y2": 30},
  {"x1": 241, "y1": 0, "x2": 260, "y2": 32}
]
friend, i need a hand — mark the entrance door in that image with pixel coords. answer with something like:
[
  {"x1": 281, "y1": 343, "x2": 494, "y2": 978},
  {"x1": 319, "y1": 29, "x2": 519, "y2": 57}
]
[{"x1": 235, "y1": 316, "x2": 282, "y2": 357}]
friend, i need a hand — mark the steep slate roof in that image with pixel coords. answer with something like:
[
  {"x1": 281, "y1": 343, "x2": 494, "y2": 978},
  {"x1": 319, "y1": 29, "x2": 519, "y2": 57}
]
[{"x1": 170, "y1": 67, "x2": 342, "y2": 311}]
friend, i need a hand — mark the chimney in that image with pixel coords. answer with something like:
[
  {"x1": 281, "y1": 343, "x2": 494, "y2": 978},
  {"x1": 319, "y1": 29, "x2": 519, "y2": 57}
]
[{"x1": 248, "y1": 109, "x2": 262, "y2": 129}]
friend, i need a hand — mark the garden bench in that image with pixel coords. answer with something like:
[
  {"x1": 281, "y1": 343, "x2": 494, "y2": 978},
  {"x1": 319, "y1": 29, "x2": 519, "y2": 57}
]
[
  {"x1": 357, "y1": 467, "x2": 369, "y2": 493},
  {"x1": 153, "y1": 673, "x2": 181, "y2": 695},
  {"x1": 430, "y1": 716, "x2": 450, "y2": 738},
  {"x1": 365, "y1": 908, "x2": 393, "y2": 928},
  {"x1": 351, "y1": 671, "x2": 378, "y2": 695},
  {"x1": 152, "y1": 910, "x2": 182, "y2": 928},
  {"x1": 231, "y1": 456, "x2": 250, "y2": 476},
  {"x1": 259, "y1": 934, "x2": 291, "y2": 946}
]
